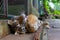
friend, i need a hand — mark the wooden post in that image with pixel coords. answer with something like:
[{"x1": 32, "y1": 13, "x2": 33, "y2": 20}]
[{"x1": 3, "y1": 0, "x2": 8, "y2": 18}]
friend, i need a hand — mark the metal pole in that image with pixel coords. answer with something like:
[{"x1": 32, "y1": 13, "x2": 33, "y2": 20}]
[
  {"x1": 4, "y1": 0, "x2": 8, "y2": 18},
  {"x1": 27, "y1": 0, "x2": 29, "y2": 14},
  {"x1": 24, "y1": 0, "x2": 28, "y2": 15},
  {"x1": 34, "y1": 0, "x2": 38, "y2": 11},
  {"x1": 27, "y1": 0, "x2": 32, "y2": 14}
]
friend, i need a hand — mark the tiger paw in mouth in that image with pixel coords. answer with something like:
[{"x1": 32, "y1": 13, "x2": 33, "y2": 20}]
[{"x1": 42, "y1": 21, "x2": 50, "y2": 29}]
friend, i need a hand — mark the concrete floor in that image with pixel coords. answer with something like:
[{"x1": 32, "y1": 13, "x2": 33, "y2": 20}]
[
  {"x1": 48, "y1": 28, "x2": 60, "y2": 40},
  {"x1": 0, "y1": 19, "x2": 60, "y2": 40},
  {"x1": 46, "y1": 19, "x2": 60, "y2": 40},
  {"x1": 0, "y1": 33, "x2": 34, "y2": 40}
]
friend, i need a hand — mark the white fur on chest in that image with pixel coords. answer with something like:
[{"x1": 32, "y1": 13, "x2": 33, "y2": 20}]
[{"x1": 30, "y1": 20, "x2": 42, "y2": 31}]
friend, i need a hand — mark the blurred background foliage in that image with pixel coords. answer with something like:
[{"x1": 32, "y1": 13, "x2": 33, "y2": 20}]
[{"x1": 43, "y1": 0, "x2": 60, "y2": 19}]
